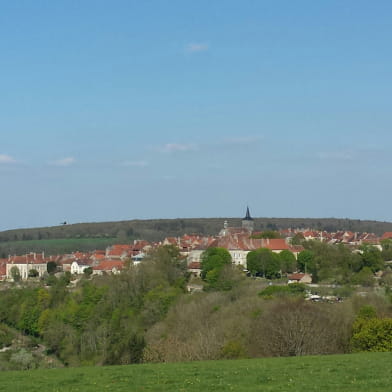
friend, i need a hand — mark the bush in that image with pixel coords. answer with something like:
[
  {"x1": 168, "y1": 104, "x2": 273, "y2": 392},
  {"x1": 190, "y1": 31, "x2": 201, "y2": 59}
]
[
  {"x1": 0, "y1": 324, "x2": 13, "y2": 348},
  {"x1": 258, "y1": 283, "x2": 307, "y2": 298},
  {"x1": 251, "y1": 298, "x2": 353, "y2": 357},
  {"x1": 351, "y1": 317, "x2": 392, "y2": 352},
  {"x1": 220, "y1": 340, "x2": 246, "y2": 359},
  {"x1": 10, "y1": 349, "x2": 37, "y2": 370}
]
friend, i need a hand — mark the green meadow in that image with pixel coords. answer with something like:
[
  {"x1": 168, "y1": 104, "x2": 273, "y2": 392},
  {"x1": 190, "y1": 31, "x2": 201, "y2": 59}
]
[
  {"x1": 1, "y1": 352, "x2": 391, "y2": 392},
  {"x1": 0, "y1": 238, "x2": 118, "y2": 256}
]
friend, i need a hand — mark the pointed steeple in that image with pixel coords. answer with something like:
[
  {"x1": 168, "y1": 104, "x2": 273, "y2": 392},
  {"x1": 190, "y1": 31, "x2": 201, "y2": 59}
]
[
  {"x1": 243, "y1": 206, "x2": 253, "y2": 221},
  {"x1": 242, "y1": 206, "x2": 254, "y2": 232}
]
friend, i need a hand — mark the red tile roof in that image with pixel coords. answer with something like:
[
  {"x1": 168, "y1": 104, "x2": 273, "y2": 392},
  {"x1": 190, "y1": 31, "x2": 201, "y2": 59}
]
[
  {"x1": 93, "y1": 260, "x2": 124, "y2": 271},
  {"x1": 381, "y1": 232, "x2": 392, "y2": 240},
  {"x1": 206, "y1": 234, "x2": 289, "y2": 252}
]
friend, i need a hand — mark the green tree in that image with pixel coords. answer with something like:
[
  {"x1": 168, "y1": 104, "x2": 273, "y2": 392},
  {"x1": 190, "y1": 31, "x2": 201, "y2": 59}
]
[
  {"x1": 351, "y1": 309, "x2": 392, "y2": 352},
  {"x1": 83, "y1": 267, "x2": 93, "y2": 277},
  {"x1": 251, "y1": 231, "x2": 281, "y2": 239},
  {"x1": 279, "y1": 250, "x2": 297, "y2": 274},
  {"x1": 246, "y1": 250, "x2": 263, "y2": 276},
  {"x1": 28, "y1": 269, "x2": 39, "y2": 278},
  {"x1": 10, "y1": 266, "x2": 21, "y2": 282},
  {"x1": 381, "y1": 239, "x2": 392, "y2": 261},
  {"x1": 360, "y1": 245, "x2": 384, "y2": 273},
  {"x1": 46, "y1": 261, "x2": 58, "y2": 274},
  {"x1": 290, "y1": 233, "x2": 305, "y2": 245},
  {"x1": 351, "y1": 267, "x2": 375, "y2": 287},
  {"x1": 201, "y1": 247, "x2": 232, "y2": 289},
  {"x1": 140, "y1": 244, "x2": 188, "y2": 290},
  {"x1": 258, "y1": 283, "x2": 306, "y2": 298},
  {"x1": 297, "y1": 250, "x2": 315, "y2": 274},
  {"x1": 246, "y1": 248, "x2": 281, "y2": 279}
]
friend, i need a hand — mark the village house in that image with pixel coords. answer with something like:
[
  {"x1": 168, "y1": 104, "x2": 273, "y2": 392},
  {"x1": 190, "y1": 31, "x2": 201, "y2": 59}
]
[
  {"x1": 6, "y1": 253, "x2": 48, "y2": 280},
  {"x1": 70, "y1": 260, "x2": 91, "y2": 275},
  {"x1": 92, "y1": 260, "x2": 124, "y2": 275},
  {"x1": 0, "y1": 259, "x2": 7, "y2": 281},
  {"x1": 381, "y1": 232, "x2": 392, "y2": 241},
  {"x1": 105, "y1": 244, "x2": 132, "y2": 260},
  {"x1": 287, "y1": 273, "x2": 312, "y2": 284},
  {"x1": 187, "y1": 261, "x2": 201, "y2": 277},
  {"x1": 187, "y1": 208, "x2": 301, "y2": 267}
]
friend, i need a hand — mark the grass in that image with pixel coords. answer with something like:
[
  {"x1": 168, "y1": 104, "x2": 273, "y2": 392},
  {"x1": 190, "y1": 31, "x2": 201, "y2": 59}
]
[
  {"x1": 0, "y1": 352, "x2": 391, "y2": 392},
  {"x1": 0, "y1": 238, "x2": 118, "y2": 255}
]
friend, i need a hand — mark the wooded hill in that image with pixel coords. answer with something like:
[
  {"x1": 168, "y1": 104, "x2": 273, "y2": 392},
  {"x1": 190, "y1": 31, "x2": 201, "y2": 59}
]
[{"x1": 1, "y1": 217, "x2": 392, "y2": 256}]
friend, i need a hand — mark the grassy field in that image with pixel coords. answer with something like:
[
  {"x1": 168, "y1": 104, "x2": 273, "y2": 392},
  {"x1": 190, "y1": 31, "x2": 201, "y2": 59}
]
[
  {"x1": 1, "y1": 352, "x2": 391, "y2": 392},
  {"x1": 0, "y1": 237, "x2": 118, "y2": 256}
]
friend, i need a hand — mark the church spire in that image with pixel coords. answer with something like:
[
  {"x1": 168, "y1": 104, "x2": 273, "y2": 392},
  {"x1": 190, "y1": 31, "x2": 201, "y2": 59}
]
[
  {"x1": 242, "y1": 206, "x2": 254, "y2": 232},
  {"x1": 244, "y1": 206, "x2": 253, "y2": 221}
]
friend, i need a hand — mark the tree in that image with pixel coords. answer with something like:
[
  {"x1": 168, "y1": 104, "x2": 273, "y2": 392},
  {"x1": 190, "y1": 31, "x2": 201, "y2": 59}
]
[
  {"x1": 10, "y1": 266, "x2": 21, "y2": 282},
  {"x1": 351, "y1": 267, "x2": 375, "y2": 287},
  {"x1": 297, "y1": 250, "x2": 315, "y2": 274},
  {"x1": 246, "y1": 250, "x2": 263, "y2": 276},
  {"x1": 360, "y1": 245, "x2": 384, "y2": 273},
  {"x1": 83, "y1": 267, "x2": 93, "y2": 277},
  {"x1": 28, "y1": 269, "x2": 39, "y2": 278},
  {"x1": 251, "y1": 298, "x2": 353, "y2": 357},
  {"x1": 251, "y1": 231, "x2": 281, "y2": 239},
  {"x1": 141, "y1": 244, "x2": 188, "y2": 289},
  {"x1": 201, "y1": 248, "x2": 231, "y2": 279},
  {"x1": 279, "y1": 250, "x2": 297, "y2": 274},
  {"x1": 258, "y1": 283, "x2": 306, "y2": 298},
  {"x1": 246, "y1": 248, "x2": 281, "y2": 279},
  {"x1": 290, "y1": 233, "x2": 305, "y2": 245},
  {"x1": 201, "y1": 248, "x2": 232, "y2": 289},
  {"x1": 351, "y1": 307, "x2": 392, "y2": 352},
  {"x1": 381, "y1": 239, "x2": 392, "y2": 261},
  {"x1": 47, "y1": 261, "x2": 58, "y2": 274}
]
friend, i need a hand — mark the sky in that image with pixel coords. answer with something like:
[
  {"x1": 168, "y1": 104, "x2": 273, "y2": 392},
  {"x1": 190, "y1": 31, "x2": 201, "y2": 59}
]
[{"x1": 1, "y1": 0, "x2": 392, "y2": 231}]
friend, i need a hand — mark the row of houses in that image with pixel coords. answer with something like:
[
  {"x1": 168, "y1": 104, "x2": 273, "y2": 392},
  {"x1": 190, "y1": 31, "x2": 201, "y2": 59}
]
[
  {"x1": 1, "y1": 209, "x2": 391, "y2": 281},
  {"x1": 0, "y1": 240, "x2": 152, "y2": 281},
  {"x1": 280, "y1": 228, "x2": 386, "y2": 246}
]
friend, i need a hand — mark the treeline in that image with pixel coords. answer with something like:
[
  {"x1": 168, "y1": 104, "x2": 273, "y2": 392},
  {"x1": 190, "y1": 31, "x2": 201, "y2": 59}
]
[
  {"x1": 247, "y1": 240, "x2": 392, "y2": 284},
  {"x1": 1, "y1": 217, "x2": 392, "y2": 245}
]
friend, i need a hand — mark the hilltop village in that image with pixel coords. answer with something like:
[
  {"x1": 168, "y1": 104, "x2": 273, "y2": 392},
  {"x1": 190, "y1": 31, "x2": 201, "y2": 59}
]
[
  {"x1": 1, "y1": 208, "x2": 391, "y2": 282},
  {"x1": 1, "y1": 210, "x2": 392, "y2": 369}
]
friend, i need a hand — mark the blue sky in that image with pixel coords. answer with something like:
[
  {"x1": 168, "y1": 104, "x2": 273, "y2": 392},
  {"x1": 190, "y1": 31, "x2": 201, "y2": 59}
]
[{"x1": 1, "y1": 0, "x2": 392, "y2": 230}]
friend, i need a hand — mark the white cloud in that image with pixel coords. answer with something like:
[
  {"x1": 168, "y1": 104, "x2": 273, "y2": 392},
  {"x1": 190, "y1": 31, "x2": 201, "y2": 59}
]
[
  {"x1": 122, "y1": 160, "x2": 149, "y2": 167},
  {"x1": 0, "y1": 154, "x2": 16, "y2": 164},
  {"x1": 185, "y1": 43, "x2": 209, "y2": 53},
  {"x1": 50, "y1": 157, "x2": 76, "y2": 167},
  {"x1": 158, "y1": 143, "x2": 198, "y2": 153}
]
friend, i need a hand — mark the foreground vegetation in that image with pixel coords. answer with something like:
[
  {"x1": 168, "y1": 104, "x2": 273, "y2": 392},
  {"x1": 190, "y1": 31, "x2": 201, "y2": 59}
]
[
  {"x1": 0, "y1": 352, "x2": 391, "y2": 392},
  {"x1": 1, "y1": 246, "x2": 392, "y2": 369},
  {"x1": 1, "y1": 238, "x2": 392, "y2": 370}
]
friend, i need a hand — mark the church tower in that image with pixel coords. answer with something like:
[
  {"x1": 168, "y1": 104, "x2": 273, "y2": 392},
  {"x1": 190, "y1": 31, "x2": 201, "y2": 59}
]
[{"x1": 242, "y1": 206, "x2": 254, "y2": 233}]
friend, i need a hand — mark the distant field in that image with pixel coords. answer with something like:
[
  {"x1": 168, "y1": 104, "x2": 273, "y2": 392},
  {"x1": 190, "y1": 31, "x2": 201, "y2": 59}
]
[
  {"x1": 1, "y1": 352, "x2": 391, "y2": 392},
  {"x1": 0, "y1": 237, "x2": 118, "y2": 256}
]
